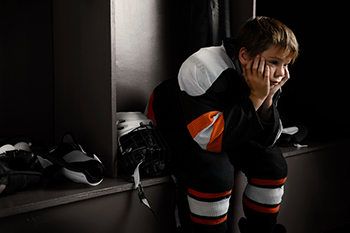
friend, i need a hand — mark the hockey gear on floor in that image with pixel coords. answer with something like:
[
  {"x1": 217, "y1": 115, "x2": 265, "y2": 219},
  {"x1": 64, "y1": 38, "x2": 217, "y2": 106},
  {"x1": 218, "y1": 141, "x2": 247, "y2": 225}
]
[
  {"x1": 0, "y1": 141, "x2": 42, "y2": 195},
  {"x1": 37, "y1": 133, "x2": 105, "y2": 186}
]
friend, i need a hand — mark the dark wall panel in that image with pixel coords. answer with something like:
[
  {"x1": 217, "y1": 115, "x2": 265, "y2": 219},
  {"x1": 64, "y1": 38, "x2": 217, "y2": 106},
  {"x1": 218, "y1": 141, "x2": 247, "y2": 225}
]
[
  {"x1": 53, "y1": 0, "x2": 117, "y2": 176},
  {"x1": 0, "y1": 1, "x2": 54, "y2": 145}
]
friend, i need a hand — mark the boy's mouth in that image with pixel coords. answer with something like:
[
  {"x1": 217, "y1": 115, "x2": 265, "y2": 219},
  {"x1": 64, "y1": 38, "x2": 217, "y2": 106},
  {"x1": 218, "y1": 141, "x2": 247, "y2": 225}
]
[{"x1": 270, "y1": 81, "x2": 280, "y2": 86}]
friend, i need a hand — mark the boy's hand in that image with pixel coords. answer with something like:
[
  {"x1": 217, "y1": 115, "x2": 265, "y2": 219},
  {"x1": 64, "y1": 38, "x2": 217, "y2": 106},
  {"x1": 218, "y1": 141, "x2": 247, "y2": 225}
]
[
  {"x1": 242, "y1": 55, "x2": 270, "y2": 110},
  {"x1": 269, "y1": 66, "x2": 290, "y2": 97},
  {"x1": 257, "y1": 67, "x2": 290, "y2": 121}
]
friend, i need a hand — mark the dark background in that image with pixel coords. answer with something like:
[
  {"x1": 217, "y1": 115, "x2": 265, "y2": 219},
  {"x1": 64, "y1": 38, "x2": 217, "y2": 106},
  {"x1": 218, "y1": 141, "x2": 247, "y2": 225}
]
[
  {"x1": 257, "y1": 1, "x2": 349, "y2": 141},
  {"x1": 0, "y1": 0, "x2": 54, "y2": 145}
]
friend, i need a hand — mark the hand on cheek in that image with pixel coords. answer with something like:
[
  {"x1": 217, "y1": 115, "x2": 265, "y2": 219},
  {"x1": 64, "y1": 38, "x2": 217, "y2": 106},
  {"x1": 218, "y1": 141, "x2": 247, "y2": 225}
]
[
  {"x1": 242, "y1": 55, "x2": 270, "y2": 100},
  {"x1": 269, "y1": 66, "x2": 290, "y2": 96}
]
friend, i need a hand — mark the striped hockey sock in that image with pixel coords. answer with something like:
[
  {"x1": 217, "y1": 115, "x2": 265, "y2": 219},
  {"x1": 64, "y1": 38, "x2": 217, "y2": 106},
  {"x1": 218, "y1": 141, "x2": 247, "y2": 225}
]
[
  {"x1": 184, "y1": 149, "x2": 234, "y2": 233},
  {"x1": 187, "y1": 187, "x2": 232, "y2": 233},
  {"x1": 242, "y1": 177, "x2": 287, "y2": 233}
]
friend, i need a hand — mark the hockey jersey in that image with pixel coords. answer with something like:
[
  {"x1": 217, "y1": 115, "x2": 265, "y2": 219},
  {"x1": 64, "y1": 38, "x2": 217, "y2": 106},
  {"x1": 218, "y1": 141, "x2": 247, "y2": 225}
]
[{"x1": 146, "y1": 45, "x2": 281, "y2": 154}]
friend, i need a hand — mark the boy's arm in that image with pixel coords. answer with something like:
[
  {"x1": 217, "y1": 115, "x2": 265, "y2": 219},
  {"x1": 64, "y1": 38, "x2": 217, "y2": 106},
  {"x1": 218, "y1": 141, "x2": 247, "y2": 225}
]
[
  {"x1": 180, "y1": 69, "x2": 269, "y2": 153},
  {"x1": 257, "y1": 67, "x2": 290, "y2": 122},
  {"x1": 251, "y1": 91, "x2": 282, "y2": 147},
  {"x1": 243, "y1": 55, "x2": 270, "y2": 112},
  {"x1": 257, "y1": 96, "x2": 273, "y2": 122},
  {"x1": 240, "y1": 56, "x2": 290, "y2": 146}
]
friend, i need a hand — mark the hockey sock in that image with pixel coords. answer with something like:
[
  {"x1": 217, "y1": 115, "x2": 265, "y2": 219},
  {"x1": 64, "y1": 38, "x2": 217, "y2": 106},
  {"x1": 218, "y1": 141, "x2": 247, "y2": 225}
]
[
  {"x1": 188, "y1": 187, "x2": 232, "y2": 233},
  {"x1": 243, "y1": 177, "x2": 286, "y2": 233},
  {"x1": 240, "y1": 146, "x2": 288, "y2": 233},
  {"x1": 186, "y1": 149, "x2": 234, "y2": 233}
]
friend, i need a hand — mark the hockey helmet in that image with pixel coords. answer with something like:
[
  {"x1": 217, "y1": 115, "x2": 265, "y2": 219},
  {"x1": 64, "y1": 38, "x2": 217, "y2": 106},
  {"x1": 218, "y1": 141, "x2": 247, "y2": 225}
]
[{"x1": 117, "y1": 112, "x2": 169, "y2": 177}]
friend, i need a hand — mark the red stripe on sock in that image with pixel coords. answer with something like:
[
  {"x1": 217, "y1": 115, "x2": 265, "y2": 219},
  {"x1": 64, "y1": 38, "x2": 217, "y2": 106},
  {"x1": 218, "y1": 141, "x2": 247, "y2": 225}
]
[
  {"x1": 243, "y1": 196, "x2": 280, "y2": 214},
  {"x1": 249, "y1": 177, "x2": 287, "y2": 186},
  {"x1": 190, "y1": 215, "x2": 227, "y2": 225},
  {"x1": 188, "y1": 188, "x2": 232, "y2": 199}
]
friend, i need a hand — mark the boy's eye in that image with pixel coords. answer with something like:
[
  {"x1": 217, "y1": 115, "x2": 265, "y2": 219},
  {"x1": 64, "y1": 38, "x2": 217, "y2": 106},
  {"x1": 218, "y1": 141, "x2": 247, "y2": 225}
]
[{"x1": 268, "y1": 60, "x2": 278, "y2": 65}]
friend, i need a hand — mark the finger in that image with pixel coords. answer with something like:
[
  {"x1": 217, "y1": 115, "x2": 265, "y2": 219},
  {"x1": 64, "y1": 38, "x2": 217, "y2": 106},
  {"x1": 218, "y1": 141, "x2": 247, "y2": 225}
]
[
  {"x1": 278, "y1": 67, "x2": 290, "y2": 87},
  {"x1": 271, "y1": 75, "x2": 289, "y2": 95},
  {"x1": 246, "y1": 57, "x2": 253, "y2": 70},
  {"x1": 245, "y1": 59, "x2": 253, "y2": 80},
  {"x1": 284, "y1": 66, "x2": 290, "y2": 81},
  {"x1": 252, "y1": 55, "x2": 260, "y2": 69},
  {"x1": 277, "y1": 77, "x2": 288, "y2": 89},
  {"x1": 270, "y1": 67, "x2": 289, "y2": 95},
  {"x1": 270, "y1": 79, "x2": 285, "y2": 95},
  {"x1": 258, "y1": 57, "x2": 265, "y2": 78},
  {"x1": 252, "y1": 55, "x2": 260, "y2": 77},
  {"x1": 264, "y1": 65, "x2": 270, "y2": 83},
  {"x1": 270, "y1": 85, "x2": 280, "y2": 96}
]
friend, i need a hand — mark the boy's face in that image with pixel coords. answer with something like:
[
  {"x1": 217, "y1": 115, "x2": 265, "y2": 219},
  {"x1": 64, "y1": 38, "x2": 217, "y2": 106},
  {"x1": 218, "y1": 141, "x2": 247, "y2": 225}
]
[
  {"x1": 259, "y1": 45, "x2": 291, "y2": 88},
  {"x1": 239, "y1": 45, "x2": 292, "y2": 88}
]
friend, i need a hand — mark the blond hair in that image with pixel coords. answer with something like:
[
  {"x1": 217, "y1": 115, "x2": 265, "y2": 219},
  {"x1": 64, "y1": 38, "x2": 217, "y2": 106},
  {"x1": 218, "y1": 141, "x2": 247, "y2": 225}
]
[{"x1": 234, "y1": 16, "x2": 299, "y2": 64}]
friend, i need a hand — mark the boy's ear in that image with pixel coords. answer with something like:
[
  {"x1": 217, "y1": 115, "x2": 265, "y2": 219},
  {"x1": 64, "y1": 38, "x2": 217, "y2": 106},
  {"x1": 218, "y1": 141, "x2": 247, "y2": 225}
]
[{"x1": 238, "y1": 47, "x2": 249, "y2": 65}]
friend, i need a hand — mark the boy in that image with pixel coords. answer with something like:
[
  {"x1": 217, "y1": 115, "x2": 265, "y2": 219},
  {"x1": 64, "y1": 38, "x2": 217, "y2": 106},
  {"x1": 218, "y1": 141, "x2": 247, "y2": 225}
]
[{"x1": 146, "y1": 17, "x2": 298, "y2": 233}]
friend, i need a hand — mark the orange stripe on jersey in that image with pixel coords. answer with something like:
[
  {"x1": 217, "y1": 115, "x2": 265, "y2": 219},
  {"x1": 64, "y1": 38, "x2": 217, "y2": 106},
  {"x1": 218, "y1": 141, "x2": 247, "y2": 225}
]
[
  {"x1": 187, "y1": 111, "x2": 225, "y2": 152},
  {"x1": 187, "y1": 111, "x2": 220, "y2": 139},
  {"x1": 243, "y1": 196, "x2": 280, "y2": 214},
  {"x1": 188, "y1": 188, "x2": 232, "y2": 199},
  {"x1": 249, "y1": 177, "x2": 287, "y2": 187},
  {"x1": 190, "y1": 215, "x2": 227, "y2": 225}
]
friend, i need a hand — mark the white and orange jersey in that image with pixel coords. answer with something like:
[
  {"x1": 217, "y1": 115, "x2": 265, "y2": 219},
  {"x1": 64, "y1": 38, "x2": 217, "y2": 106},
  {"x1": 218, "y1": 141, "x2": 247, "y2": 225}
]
[{"x1": 146, "y1": 45, "x2": 282, "y2": 153}]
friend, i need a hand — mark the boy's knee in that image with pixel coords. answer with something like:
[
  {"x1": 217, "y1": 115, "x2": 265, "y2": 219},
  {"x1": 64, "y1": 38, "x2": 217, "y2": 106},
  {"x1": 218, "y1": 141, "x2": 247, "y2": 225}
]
[
  {"x1": 187, "y1": 150, "x2": 234, "y2": 192},
  {"x1": 246, "y1": 145, "x2": 288, "y2": 181},
  {"x1": 265, "y1": 146, "x2": 288, "y2": 179}
]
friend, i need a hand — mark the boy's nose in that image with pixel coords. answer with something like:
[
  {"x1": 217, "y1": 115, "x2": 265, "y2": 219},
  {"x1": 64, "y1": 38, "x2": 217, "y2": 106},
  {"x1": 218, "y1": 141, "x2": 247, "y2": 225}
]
[{"x1": 274, "y1": 67, "x2": 285, "y2": 79}]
